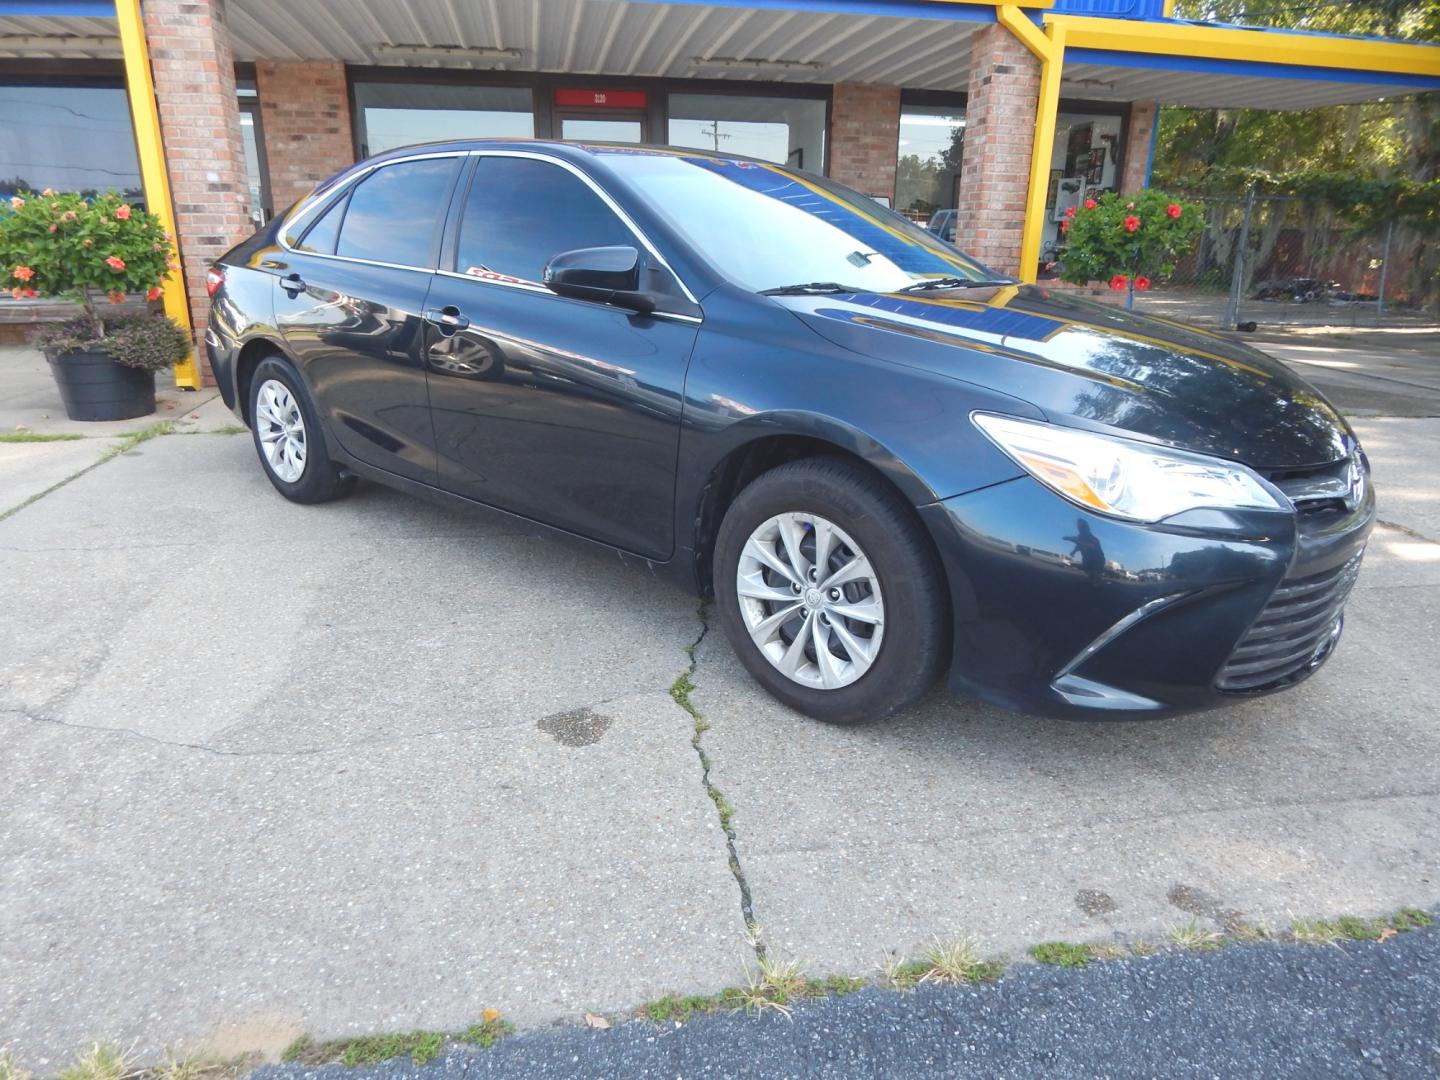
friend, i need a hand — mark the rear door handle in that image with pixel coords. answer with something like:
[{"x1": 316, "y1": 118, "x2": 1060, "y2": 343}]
[
  {"x1": 280, "y1": 273, "x2": 306, "y2": 296},
  {"x1": 424, "y1": 306, "x2": 470, "y2": 332}
]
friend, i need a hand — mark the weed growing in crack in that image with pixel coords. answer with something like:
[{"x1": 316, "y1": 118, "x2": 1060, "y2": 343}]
[{"x1": 674, "y1": 602, "x2": 761, "y2": 948}]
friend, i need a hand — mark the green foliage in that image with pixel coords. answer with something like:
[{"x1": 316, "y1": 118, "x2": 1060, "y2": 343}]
[
  {"x1": 0, "y1": 189, "x2": 176, "y2": 333},
  {"x1": 1029, "y1": 942, "x2": 1095, "y2": 969},
  {"x1": 1058, "y1": 189, "x2": 1206, "y2": 292},
  {"x1": 36, "y1": 314, "x2": 189, "y2": 372}
]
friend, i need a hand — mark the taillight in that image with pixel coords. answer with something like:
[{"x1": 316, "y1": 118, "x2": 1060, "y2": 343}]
[{"x1": 206, "y1": 267, "x2": 225, "y2": 297}]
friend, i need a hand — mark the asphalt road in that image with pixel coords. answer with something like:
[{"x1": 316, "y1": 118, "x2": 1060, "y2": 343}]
[{"x1": 253, "y1": 928, "x2": 1440, "y2": 1079}]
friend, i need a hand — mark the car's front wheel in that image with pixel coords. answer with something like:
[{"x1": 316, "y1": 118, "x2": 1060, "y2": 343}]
[
  {"x1": 713, "y1": 457, "x2": 949, "y2": 724},
  {"x1": 248, "y1": 356, "x2": 353, "y2": 504}
]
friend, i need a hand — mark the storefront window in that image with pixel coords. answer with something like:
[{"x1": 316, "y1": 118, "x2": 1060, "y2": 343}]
[
  {"x1": 353, "y1": 83, "x2": 534, "y2": 156},
  {"x1": 667, "y1": 93, "x2": 826, "y2": 172},
  {"x1": 895, "y1": 104, "x2": 965, "y2": 223},
  {"x1": 1041, "y1": 111, "x2": 1124, "y2": 262},
  {"x1": 0, "y1": 83, "x2": 142, "y2": 201}
]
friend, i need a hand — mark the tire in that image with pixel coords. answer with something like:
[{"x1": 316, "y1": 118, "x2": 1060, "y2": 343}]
[
  {"x1": 248, "y1": 355, "x2": 354, "y2": 504},
  {"x1": 713, "y1": 457, "x2": 949, "y2": 724}
]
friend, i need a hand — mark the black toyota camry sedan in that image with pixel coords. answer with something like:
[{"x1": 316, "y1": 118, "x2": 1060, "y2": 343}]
[{"x1": 206, "y1": 141, "x2": 1372, "y2": 724}]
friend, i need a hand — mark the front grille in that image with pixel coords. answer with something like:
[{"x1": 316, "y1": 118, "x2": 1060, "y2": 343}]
[
  {"x1": 1265, "y1": 453, "x2": 1366, "y2": 517},
  {"x1": 1216, "y1": 551, "x2": 1364, "y2": 693}
]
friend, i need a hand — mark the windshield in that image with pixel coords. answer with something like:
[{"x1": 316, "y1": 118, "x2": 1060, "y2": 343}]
[{"x1": 597, "y1": 149, "x2": 1000, "y2": 294}]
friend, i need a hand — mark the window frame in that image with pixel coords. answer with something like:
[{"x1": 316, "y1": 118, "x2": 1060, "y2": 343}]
[
  {"x1": 434, "y1": 149, "x2": 702, "y2": 321},
  {"x1": 279, "y1": 150, "x2": 466, "y2": 272}
]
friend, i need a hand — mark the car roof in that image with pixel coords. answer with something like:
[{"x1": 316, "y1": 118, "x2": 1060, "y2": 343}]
[{"x1": 356, "y1": 137, "x2": 782, "y2": 171}]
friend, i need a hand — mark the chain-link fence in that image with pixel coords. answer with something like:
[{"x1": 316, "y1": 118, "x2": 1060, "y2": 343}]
[{"x1": 1130, "y1": 191, "x2": 1435, "y2": 329}]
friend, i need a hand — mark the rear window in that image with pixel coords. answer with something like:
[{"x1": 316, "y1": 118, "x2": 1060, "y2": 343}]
[{"x1": 330, "y1": 157, "x2": 460, "y2": 268}]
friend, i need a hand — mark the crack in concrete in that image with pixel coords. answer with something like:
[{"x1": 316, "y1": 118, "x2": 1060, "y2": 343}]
[
  {"x1": 1378, "y1": 518, "x2": 1439, "y2": 545},
  {"x1": 0, "y1": 420, "x2": 175, "y2": 524},
  {"x1": 671, "y1": 603, "x2": 764, "y2": 959}
]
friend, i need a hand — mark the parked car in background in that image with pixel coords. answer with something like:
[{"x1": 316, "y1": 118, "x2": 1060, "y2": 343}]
[
  {"x1": 926, "y1": 207, "x2": 957, "y2": 242},
  {"x1": 207, "y1": 141, "x2": 1372, "y2": 724}
]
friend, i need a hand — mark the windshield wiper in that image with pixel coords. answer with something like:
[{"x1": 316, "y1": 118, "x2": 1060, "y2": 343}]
[
  {"x1": 896, "y1": 277, "x2": 1017, "y2": 293},
  {"x1": 759, "y1": 282, "x2": 859, "y2": 296}
]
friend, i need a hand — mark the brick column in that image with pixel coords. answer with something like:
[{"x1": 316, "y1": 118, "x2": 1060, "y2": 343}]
[
  {"x1": 143, "y1": 0, "x2": 250, "y2": 380},
  {"x1": 953, "y1": 24, "x2": 1041, "y2": 276},
  {"x1": 256, "y1": 61, "x2": 355, "y2": 210},
  {"x1": 1119, "y1": 102, "x2": 1158, "y2": 194},
  {"x1": 828, "y1": 83, "x2": 902, "y2": 201}
]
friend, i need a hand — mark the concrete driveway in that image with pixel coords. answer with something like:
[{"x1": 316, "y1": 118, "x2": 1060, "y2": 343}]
[{"x1": 1, "y1": 333, "x2": 1437, "y2": 1069}]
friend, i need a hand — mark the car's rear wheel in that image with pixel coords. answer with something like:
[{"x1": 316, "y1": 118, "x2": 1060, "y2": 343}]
[
  {"x1": 713, "y1": 457, "x2": 949, "y2": 724},
  {"x1": 249, "y1": 356, "x2": 353, "y2": 504}
]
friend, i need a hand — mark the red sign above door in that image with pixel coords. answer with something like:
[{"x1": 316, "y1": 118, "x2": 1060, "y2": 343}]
[{"x1": 554, "y1": 88, "x2": 648, "y2": 110}]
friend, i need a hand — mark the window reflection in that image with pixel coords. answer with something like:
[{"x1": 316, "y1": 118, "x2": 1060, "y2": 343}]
[
  {"x1": 354, "y1": 83, "x2": 534, "y2": 155},
  {"x1": 895, "y1": 105, "x2": 965, "y2": 223},
  {"x1": 0, "y1": 84, "x2": 142, "y2": 202},
  {"x1": 667, "y1": 93, "x2": 826, "y2": 172}
]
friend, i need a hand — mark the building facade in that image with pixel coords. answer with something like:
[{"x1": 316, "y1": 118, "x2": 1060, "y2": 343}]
[{"x1": 2, "y1": 0, "x2": 1438, "y2": 386}]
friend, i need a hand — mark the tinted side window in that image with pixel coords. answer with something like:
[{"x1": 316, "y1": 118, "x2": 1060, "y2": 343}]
[
  {"x1": 335, "y1": 157, "x2": 459, "y2": 267},
  {"x1": 456, "y1": 158, "x2": 634, "y2": 284},
  {"x1": 294, "y1": 194, "x2": 346, "y2": 254}
]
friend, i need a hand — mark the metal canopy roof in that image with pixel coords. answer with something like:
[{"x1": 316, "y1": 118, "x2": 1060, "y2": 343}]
[
  {"x1": 1061, "y1": 54, "x2": 1439, "y2": 108},
  {"x1": 0, "y1": 0, "x2": 1435, "y2": 108},
  {"x1": 224, "y1": 0, "x2": 987, "y2": 91}
]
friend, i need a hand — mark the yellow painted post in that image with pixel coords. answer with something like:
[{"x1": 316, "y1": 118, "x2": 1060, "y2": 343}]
[
  {"x1": 115, "y1": 0, "x2": 200, "y2": 390},
  {"x1": 996, "y1": 6, "x2": 1065, "y2": 285}
]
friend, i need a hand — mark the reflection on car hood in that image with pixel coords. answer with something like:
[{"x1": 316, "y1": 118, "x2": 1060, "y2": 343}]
[{"x1": 780, "y1": 284, "x2": 1353, "y2": 470}]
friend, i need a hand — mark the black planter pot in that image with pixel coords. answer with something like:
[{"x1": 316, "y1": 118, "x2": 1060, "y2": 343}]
[{"x1": 46, "y1": 347, "x2": 156, "y2": 422}]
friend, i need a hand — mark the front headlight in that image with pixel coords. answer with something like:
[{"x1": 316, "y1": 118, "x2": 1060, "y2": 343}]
[{"x1": 973, "y1": 413, "x2": 1287, "y2": 523}]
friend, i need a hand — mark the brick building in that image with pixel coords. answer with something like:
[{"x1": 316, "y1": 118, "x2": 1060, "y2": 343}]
[{"x1": 3, "y1": 0, "x2": 1438, "y2": 386}]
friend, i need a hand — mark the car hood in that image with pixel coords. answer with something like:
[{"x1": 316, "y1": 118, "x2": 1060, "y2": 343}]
[{"x1": 779, "y1": 284, "x2": 1353, "y2": 471}]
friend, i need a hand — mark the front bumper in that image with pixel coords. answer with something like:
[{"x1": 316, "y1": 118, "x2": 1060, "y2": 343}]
[{"x1": 919, "y1": 473, "x2": 1374, "y2": 720}]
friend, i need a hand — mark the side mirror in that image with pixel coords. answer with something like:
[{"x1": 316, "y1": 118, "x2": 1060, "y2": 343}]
[{"x1": 542, "y1": 245, "x2": 657, "y2": 314}]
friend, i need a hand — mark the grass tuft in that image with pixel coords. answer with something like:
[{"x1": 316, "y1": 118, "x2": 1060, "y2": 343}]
[
  {"x1": 919, "y1": 937, "x2": 1004, "y2": 986},
  {"x1": 1165, "y1": 920, "x2": 1225, "y2": 952},
  {"x1": 1029, "y1": 941, "x2": 1096, "y2": 969},
  {"x1": 149, "y1": 1048, "x2": 223, "y2": 1080},
  {"x1": 457, "y1": 1013, "x2": 514, "y2": 1050},
  {"x1": 1393, "y1": 908, "x2": 1433, "y2": 931},
  {"x1": 735, "y1": 955, "x2": 813, "y2": 1017},
  {"x1": 0, "y1": 431, "x2": 85, "y2": 443},
  {"x1": 637, "y1": 993, "x2": 720, "y2": 1025},
  {"x1": 883, "y1": 938, "x2": 1003, "y2": 989},
  {"x1": 278, "y1": 1036, "x2": 311, "y2": 1064},
  {"x1": 280, "y1": 1014, "x2": 512, "y2": 1067},
  {"x1": 0, "y1": 1055, "x2": 32, "y2": 1080},
  {"x1": 57, "y1": 1044, "x2": 137, "y2": 1080},
  {"x1": 821, "y1": 973, "x2": 868, "y2": 995}
]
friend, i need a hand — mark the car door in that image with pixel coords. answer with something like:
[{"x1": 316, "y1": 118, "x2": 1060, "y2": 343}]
[
  {"x1": 270, "y1": 154, "x2": 463, "y2": 485},
  {"x1": 421, "y1": 153, "x2": 700, "y2": 560}
]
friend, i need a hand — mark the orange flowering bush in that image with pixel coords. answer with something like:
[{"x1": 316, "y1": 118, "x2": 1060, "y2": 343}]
[
  {"x1": 1058, "y1": 189, "x2": 1204, "y2": 306},
  {"x1": 0, "y1": 189, "x2": 177, "y2": 335}
]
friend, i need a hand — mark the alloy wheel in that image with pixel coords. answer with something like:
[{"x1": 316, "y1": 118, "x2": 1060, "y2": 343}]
[
  {"x1": 735, "y1": 512, "x2": 885, "y2": 690},
  {"x1": 255, "y1": 378, "x2": 307, "y2": 484}
]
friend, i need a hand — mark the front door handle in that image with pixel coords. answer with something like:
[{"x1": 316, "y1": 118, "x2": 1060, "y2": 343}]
[
  {"x1": 279, "y1": 273, "x2": 306, "y2": 296},
  {"x1": 424, "y1": 306, "x2": 470, "y2": 333}
]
